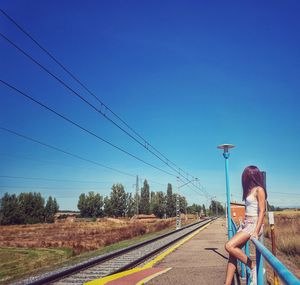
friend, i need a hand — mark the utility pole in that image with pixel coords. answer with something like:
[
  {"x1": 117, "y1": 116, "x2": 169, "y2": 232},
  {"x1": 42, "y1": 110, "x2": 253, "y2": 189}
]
[
  {"x1": 135, "y1": 175, "x2": 139, "y2": 216},
  {"x1": 176, "y1": 177, "x2": 198, "y2": 229},
  {"x1": 176, "y1": 176, "x2": 181, "y2": 230}
]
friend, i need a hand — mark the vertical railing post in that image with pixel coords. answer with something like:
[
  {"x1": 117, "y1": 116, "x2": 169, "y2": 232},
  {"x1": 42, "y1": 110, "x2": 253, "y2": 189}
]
[
  {"x1": 256, "y1": 246, "x2": 264, "y2": 285},
  {"x1": 241, "y1": 246, "x2": 245, "y2": 279},
  {"x1": 245, "y1": 241, "x2": 251, "y2": 285}
]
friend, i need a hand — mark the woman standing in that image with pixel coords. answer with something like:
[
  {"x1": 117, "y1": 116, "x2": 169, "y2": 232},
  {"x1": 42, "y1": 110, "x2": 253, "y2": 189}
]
[{"x1": 224, "y1": 166, "x2": 267, "y2": 285}]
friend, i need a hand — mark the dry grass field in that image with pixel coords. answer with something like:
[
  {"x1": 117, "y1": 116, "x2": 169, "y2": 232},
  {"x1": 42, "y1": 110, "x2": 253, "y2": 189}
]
[
  {"x1": 0, "y1": 216, "x2": 197, "y2": 284},
  {"x1": 263, "y1": 210, "x2": 300, "y2": 283},
  {"x1": 0, "y1": 218, "x2": 177, "y2": 254}
]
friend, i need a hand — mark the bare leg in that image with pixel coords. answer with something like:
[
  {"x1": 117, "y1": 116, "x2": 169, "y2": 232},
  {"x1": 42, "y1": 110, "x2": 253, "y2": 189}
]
[
  {"x1": 225, "y1": 254, "x2": 237, "y2": 285},
  {"x1": 224, "y1": 231, "x2": 254, "y2": 285}
]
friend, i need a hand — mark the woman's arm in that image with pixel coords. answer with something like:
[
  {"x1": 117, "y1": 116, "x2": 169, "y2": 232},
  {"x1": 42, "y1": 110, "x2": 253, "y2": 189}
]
[{"x1": 252, "y1": 187, "x2": 266, "y2": 239}]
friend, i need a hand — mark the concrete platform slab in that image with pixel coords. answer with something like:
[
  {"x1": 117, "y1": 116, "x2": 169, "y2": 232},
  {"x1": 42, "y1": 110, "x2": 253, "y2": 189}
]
[{"x1": 146, "y1": 218, "x2": 228, "y2": 285}]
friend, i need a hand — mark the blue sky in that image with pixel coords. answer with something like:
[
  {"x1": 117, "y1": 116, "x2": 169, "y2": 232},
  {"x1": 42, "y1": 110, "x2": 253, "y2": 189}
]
[{"x1": 0, "y1": 1, "x2": 299, "y2": 210}]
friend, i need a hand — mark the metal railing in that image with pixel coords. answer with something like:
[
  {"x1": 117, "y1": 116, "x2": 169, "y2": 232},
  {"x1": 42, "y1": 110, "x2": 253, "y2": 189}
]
[
  {"x1": 231, "y1": 218, "x2": 300, "y2": 285},
  {"x1": 252, "y1": 238, "x2": 300, "y2": 285},
  {"x1": 231, "y1": 219, "x2": 250, "y2": 284}
]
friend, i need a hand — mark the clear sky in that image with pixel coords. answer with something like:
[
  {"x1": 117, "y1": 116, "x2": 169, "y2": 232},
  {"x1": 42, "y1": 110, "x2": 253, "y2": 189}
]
[{"x1": 0, "y1": 1, "x2": 299, "y2": 210}]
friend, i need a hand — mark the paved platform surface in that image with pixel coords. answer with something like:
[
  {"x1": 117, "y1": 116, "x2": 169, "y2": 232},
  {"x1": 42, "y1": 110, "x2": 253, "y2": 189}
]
[{"x1": 146, "y1": 218, "x2": 228, "y2": 285}]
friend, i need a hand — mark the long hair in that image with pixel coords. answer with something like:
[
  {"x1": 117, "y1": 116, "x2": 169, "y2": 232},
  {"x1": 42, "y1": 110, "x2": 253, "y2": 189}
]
[{"x1": 242, "y1": 166, "x2": 267, "y2": 201}]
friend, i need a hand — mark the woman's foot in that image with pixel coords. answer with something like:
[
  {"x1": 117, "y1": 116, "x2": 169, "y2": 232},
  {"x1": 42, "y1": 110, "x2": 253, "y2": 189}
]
[{"x1": 250, "y1": 265, "x2": 257, "y2": 285}]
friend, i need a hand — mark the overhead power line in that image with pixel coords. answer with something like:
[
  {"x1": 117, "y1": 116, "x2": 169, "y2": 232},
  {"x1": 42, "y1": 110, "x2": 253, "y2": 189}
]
[
  {"x1": 0, "y1": 175, "x2": 112, "y2": 184},
  {"x1": 0, "y1": 7, "x2": 182, "y2": 171},
  {"x1": 0, "y1": 126, "x2": 135, "y2": 178},
  {"x1": 0, "y1": 185, "x2": 107, "y2": 190},
  {"x1": 0, "y1": 80, "x2": 176, "y2": 177},
  {"x1": 0, "y1": 175, "x2": 169, "y2": 189},
  {"x1": 0, "y1": 18, "x2": 206, "y2": 195},
  {"x1": 0, "y1": 31, "x2": 181, "y2": 177},
  {"x1": 0, "y1": 11, "x2": 211, "y2": 198}
]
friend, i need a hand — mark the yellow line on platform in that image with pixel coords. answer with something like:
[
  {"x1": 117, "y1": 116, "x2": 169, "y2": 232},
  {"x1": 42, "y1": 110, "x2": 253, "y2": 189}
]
[
  {"x1": 85, "y1": 221, "x2": 212, "y2": 285},
  {"x1": 142, "y1": 221, "x2": 211, "y2": 269},
  {"x1": 85, "y1": 268, "x2": 145, "y2": 285}
]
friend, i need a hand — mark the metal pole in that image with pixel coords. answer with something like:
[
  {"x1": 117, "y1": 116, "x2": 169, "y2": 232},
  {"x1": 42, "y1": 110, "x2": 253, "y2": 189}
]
[
  {"x1": 224, "y1": 152, "x2": 233, "y2": 239},
  {"x1": 256, "y1": 246, "x2": 264, "y2": 285},
  {"x1": 269, "y1": 211, "x2": 279, "y2": 285},
  {"x1": 176, "y1": 176, "x2": 181, "y2": 230},
  {"x1": 271, "y1": 224, "x2": 279, "y2": 285},
  {"x1": 135, "y1": 175, "x2": 139, "y2": 215}
]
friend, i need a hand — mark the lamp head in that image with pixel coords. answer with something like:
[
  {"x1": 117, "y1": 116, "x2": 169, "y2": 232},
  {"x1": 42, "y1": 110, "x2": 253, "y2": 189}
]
[{"x1": 217, "y1": 144, "x2": 235, "y2": 153}]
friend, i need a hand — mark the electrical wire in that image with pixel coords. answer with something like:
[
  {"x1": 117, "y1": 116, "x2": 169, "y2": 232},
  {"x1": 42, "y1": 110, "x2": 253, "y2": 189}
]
[
  {"x1": 0, "y1": 175, "x2": 112, "y2": 184},
  {"x1": 0, "y1": 21, "x2": 207, "y2": 195},
  {"x1": 0, "y1": 7, "x2": 183, "y2": 171},
  {"x1": 0, "y1": 126, "x2": 135, "y2": 177},
  {"x1": 0, "y1": 80, "x2": 176, "y2": 177},
  {"x1": 0, "y1": 32, "x2": 182, "y2": 177}
]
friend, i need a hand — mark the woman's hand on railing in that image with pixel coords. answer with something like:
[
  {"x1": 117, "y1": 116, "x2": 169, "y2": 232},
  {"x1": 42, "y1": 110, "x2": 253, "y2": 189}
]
[{"x1": 250, "y1": 231, "x2": 258, "y2": 240}]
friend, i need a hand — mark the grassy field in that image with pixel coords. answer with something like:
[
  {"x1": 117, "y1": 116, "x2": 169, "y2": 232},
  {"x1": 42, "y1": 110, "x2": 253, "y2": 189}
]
[
  {"x1": 263, "y1": 210, "x2": 300, "y2": 283},
  {"x1": 0, "y1": 247, "x2": 73, "y2": 284},
  {"x1": 0, "y1": 216, "x2": 197, "y2": 284}
]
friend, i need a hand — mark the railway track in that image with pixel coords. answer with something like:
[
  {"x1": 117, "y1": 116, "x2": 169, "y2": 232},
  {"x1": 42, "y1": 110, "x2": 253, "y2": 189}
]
[{"x1": 21, "y1": 218, "x2": 213, "y2": 285}]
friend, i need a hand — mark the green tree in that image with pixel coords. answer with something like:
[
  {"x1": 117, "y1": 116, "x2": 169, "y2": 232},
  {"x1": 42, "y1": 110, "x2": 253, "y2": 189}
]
[
  {"x1": 140, "y1": 180, "x2": 150, "y2": 214},
  {"x1": 77, "y1": 192, "x2": 104, "y2": 218},
  {"x1": 19, "y1": 192, "x2": 45, "y2": 224},
  {"x1": 125, "y1": 192, "x2": 135, "y2": 217},
  {"x1": 151, "y1": 191, "x2": 166, "y2": 218},
  {"x1": 110, "y1": 184, "x2": 126, "y2": 217},
  {"x1": 179, "y1": 195, "x2": 188, "y2": 214},
  {"x1": 202, "y1": 204, "x2": 207, "y2": 216},
  {"x1": 0, "y1": 193, "x2": 22, "y2": 225},
  {"x1": 187, "y1": 203, "x2": 202, "y2": 215},
  {"x1": 133, "y1": 191, "x2": 140, "y2": 216},
  {"x1": 150, "y1": 191, "x2": 156, "y2": 214},
  {"x1": 45, "y1": 196, "x2": 59, "y2": 223},
  {"x1": 166, "y1": 183, "x2": 175, "y2": 217},
  {"x1": 209, "y1": 200, "x2": 224, "y2": 216},
  {"x1": 103, "y1": 196, "x2": 112, "y2": 216}
]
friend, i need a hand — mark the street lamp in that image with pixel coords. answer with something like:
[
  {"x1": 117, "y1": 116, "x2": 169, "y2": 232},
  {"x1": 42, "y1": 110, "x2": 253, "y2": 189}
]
[
  {"x1": 176, "y1": 177, "x2": 198, "y2": 230},
  {"x1": 217, "y1": 144, "x2": 235, "y2": 239}
]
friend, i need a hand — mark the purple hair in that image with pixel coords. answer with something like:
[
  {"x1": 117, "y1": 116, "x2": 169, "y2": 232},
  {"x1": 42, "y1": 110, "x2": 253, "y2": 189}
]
[{"x1": 242, "y1": 166, "x2": 267, "y2": 201}]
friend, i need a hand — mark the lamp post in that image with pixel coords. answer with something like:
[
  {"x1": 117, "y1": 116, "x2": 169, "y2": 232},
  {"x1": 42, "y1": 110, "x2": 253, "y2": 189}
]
[{"x1": 217, "y1": 144, "x2": 235, "y2": 239}]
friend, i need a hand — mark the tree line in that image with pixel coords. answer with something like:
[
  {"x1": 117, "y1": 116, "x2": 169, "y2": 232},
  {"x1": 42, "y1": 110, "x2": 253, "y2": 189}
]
[
  {"x1": 0, "y1": 192, "x2": 59, "y2": 225},
  {"x1": 77, "y1": 180, "x2": 191, "y2": 219},
  {"x1": 0, "y1": 179, "x2": 222, "y2": 224}
]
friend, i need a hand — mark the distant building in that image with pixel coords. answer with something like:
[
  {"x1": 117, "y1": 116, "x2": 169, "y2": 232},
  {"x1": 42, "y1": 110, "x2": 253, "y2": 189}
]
[
  {"x1": 54, "y1": 211, "x2": 79, "y2": 222},
  {"x1": 230, "y1": 202, "x2": 245, "y2": 226}
]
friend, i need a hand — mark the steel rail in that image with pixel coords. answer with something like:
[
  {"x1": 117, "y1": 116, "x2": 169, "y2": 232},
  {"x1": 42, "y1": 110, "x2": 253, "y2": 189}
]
[{"x1": 20, "y1": 218, "x2": 213, "y2": 285}]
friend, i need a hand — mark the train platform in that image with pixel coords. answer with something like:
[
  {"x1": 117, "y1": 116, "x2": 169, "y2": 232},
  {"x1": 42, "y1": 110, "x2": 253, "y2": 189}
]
[{"x1": 86, "y1": 218, "x2": 229, "y2": 285}]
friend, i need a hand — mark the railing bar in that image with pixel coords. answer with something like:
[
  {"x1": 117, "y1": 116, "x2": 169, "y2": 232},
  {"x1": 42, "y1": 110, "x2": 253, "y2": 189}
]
[{"x1": 252, "y1": 238, "x2": 300, "y2": 285}]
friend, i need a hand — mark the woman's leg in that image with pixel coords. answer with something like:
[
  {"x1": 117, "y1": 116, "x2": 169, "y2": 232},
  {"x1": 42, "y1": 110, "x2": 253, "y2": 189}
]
[
  {"x1": 225, "y1": 254, "x2": 237, "y2": 285},
  {"x1": 225, "y1": 231, "x2": 254, "y2": 266},
  {"x1": 224, "y1": 231, "x2": 254, "y2": 285}
]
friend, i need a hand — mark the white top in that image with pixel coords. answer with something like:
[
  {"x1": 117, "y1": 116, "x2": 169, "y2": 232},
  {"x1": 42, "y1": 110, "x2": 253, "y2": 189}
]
[{"x1": 245, "y1": 188, "x2": 259, "y2": 217}]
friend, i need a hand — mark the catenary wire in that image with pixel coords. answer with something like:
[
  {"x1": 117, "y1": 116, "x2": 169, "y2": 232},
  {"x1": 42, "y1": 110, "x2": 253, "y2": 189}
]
[
  {"x1": 0, "y1": 126, "x2": 135, "y2": 178},
  {"x1": 0, "y1": 32, "x2": 182, "y2": 178},
  {"x1": 0, "y1": 80, "x2": 176, "y2": 177},
  {"x1": 0, "y1": 7, "x2": 182, "y2": 171},
  {"x1": 0, "y1": 28, "x2": 207, "y2": 196}
]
